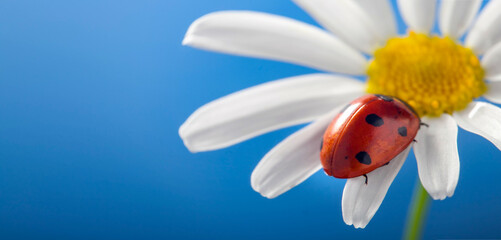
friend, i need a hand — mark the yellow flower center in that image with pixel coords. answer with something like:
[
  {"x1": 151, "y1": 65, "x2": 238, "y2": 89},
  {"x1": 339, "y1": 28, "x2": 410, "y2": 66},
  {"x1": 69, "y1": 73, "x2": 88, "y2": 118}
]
[{"x1": 366, "y1": 32, "x2": 486, "y2": 117}]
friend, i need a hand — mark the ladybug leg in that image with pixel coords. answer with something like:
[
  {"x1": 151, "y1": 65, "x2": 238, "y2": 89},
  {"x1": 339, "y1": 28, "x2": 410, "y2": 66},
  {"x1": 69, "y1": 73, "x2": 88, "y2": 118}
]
[
  {"x1": 382, "y1": 162, "x2": 390, "y2": 166},
  {"x1": 420, "y1": 122, "x2": 429, "y2": 128},
  {"x1": 413, "y1": 139, "x2": 418, "y2": 143},
  {"x1": 363, "y1": 174, "x2": 368, "y2": 185}
]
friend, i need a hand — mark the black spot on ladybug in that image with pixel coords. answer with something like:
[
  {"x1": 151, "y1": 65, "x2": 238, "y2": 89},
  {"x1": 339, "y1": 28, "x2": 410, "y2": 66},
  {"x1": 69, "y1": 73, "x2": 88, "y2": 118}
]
[
  {"x1": 366, "y1": 114, "x2": 384, "y2": 127},
  {"x1": 344, "y1": 156, "x2": 348, "y2": 160},
  {"x1": 398, "y1": 127, "x2": 408, "y2": 137},
  {"x1": 375, "y1": 94, "x2": 394, "y2": 102},
  {"x1": 355, "y1": 151, "x2": 372, "y2": 165},
  {"x1": 320, "y1": 139, "x2": 323, "y2": 151}
]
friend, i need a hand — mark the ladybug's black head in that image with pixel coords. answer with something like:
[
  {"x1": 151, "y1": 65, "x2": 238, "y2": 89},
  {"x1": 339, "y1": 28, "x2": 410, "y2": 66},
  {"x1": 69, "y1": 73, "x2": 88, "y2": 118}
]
[
  {"x1": 374, "y1": 94, "x2": 394, "y2": 102},
  {"x1": 374, "y1": 94, "x2": 420, "y2": 120}
]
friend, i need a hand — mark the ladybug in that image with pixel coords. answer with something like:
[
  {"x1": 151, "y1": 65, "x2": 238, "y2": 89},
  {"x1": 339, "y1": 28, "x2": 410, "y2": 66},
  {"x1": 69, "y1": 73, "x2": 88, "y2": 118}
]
[{"x1": 320, "y1": 94, "x2": 423, "y2": 184}]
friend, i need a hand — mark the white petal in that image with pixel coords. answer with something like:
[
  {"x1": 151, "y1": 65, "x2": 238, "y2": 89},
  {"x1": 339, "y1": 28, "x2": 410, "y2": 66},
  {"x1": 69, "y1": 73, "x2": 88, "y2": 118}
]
[
  {"x1": 293, "y1": 0, "x2": 392, "y2": 53},
  {"x1": 353, "y1": 0, "x2": 397, "y2": 42},
  {"x1": 251, "y1": 108, "x2": 342, "y2": 199},
  {"x1": 465, "y1": 0, "x2": 501, "y2": 55},
  {"x1": 179, "y1": 74, "x2": 364, "y2": 152},
  {"x1": 414, "y1": 114, "x2": 459, "y2": 200},
  {"x1": 183, "y1": 11, "x2": 367, "y2": 75},
  {"x1": 342, "y1": 146, "x2": 411, "y2": 229},
  {"x1": 481, "y1": 42, "x2": 501, "y2": 81},
  {"x1": 454, "y1": 101, "x2": 501, "y2": 151},
  {"x1": 439, "y1": 0, "x2": 482, "y2": 39},
  {"x1": 397, "y1": 0, "x2": 437, "y2": 34},
  {"x1": 484, "y1": 81, "x2": 501, "y2": 104}
]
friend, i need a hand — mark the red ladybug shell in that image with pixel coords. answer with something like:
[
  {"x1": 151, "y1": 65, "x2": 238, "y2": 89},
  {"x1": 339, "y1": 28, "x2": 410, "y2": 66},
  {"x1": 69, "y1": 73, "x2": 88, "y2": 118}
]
[{"x1": 320, "y1": 94, "x2": 420, "y2": 178}]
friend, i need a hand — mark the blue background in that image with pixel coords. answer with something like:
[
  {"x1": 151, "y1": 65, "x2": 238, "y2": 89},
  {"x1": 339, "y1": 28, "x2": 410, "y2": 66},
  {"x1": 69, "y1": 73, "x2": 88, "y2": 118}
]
[{"x1": 0, "y1": 0, "x2": 500, "y2": 239}]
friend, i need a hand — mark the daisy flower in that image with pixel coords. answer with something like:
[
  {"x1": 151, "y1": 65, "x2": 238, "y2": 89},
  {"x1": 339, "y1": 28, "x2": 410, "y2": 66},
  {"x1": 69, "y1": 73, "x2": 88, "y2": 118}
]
[{"x1": 179, "y1": 0, "x2": 501, "y2": 228}]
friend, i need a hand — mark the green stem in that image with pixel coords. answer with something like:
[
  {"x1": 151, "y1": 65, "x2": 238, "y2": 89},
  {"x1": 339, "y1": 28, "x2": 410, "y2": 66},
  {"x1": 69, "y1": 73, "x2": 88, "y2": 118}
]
[{"x1": 403, "y1": 181, "x2": 430, "y2": 240}]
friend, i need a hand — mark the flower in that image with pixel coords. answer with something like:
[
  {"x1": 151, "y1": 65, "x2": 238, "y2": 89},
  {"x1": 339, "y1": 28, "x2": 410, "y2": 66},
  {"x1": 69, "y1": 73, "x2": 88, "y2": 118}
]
[{"x1": 179, "y1": 0, "x2": 501, "y2": 228}]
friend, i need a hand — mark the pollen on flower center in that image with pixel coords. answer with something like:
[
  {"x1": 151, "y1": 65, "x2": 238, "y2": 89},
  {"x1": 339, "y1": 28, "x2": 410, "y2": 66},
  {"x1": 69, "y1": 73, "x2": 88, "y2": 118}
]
[{"x1": 366, "y1": 32, "x2": 486, "y2": 117}]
